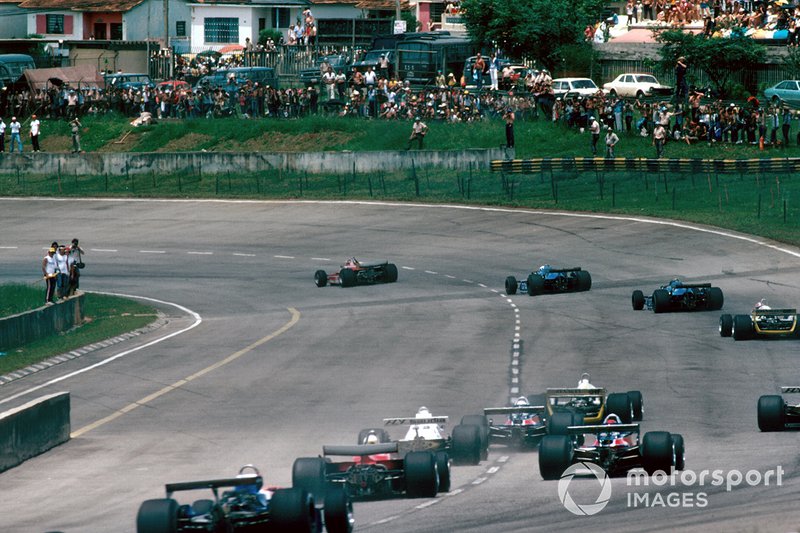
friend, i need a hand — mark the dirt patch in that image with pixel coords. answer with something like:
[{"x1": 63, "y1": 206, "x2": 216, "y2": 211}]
[
  {"x1": 157, "y1": 133, "x2": 215, "y2": 152},
  {"x1": 40, "y1": 135, "x2": 73, "y2": 153},
  {"x1": 214, "y1": 131, "x2": 356, "y2": 152}
]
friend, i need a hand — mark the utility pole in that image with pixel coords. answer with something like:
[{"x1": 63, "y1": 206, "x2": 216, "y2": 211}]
[{"x1": 163, "y1": 0, "x2": 169, "y2": 49}]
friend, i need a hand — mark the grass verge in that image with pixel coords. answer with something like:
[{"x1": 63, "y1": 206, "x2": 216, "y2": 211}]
[{"x1": 0, "y1": 290, "x2": 158, "y2": 375}]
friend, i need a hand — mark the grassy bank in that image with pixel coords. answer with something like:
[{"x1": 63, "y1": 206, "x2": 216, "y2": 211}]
[{"x1": 0, "y1": 287, "x2": 158, "y2": 374}]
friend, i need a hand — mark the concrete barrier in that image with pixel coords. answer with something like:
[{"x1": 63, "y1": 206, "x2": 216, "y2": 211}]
[
  {"x1": 0, "y1": 392, "x2": 70, "y2": 473},
  {"x1": 0, "y1": 148, "x2": 512, "y2": 177},
  {"x1": 0, "y1": 293, "x2": 85, "y2": 352}
]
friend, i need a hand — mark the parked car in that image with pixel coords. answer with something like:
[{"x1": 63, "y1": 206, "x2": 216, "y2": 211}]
[
  {"x1": 156, "y1": 80, "x2": 191, "y2": 92},
  {"x1": 551, "y1": 77, "x2": 602, "y2": 98},
  {"x1": 764, "y1": 80, "x2": 800, "y2": 105},
  {"x1": 351, "y1": 49, "x2": 394, "y2": 78},
  {"x1": 103, "y1": 73, "x2": 154, "y2": 91},
  {"x1": 603, "y1": 73, "x2": 673, "y2": 98}
]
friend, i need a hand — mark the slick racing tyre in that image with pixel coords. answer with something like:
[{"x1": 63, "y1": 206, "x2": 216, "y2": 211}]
[
  {"x1": 526, "y1": 274, "x2": 545, "y2": 296},
  {"x1": 405, "y1": 451, "x2": 439, "y2": 498},
  {"x1": 460, "y1": 414, "x2": 489, "y2": 460},
  {"x1": 435, "y1": 451, "x2": 451, "y2": 493},
  {"x1": 339, "y1": 268, "x2": 357, "y2": 288},
  {"x1": 606, "y1": 393, "x2": 634, "y2": 423},
  {"x1": 719, "y1": 314, "x2": 733, "y2": 337},
  {"x1": 757, "y1": 395, "x2": 786, "y2": 432},
  {"x1": 136, "y1": 498, "x2": 178, "y2": 533},
  {"x1": 732, "y1": 314, "x2": 753, "y2": 340},
  {"x1": 505, "y1": 276, "x2": 518, "y2": 295},
  {"x1": 539, "y1": 435, "x2": 574, "y2": 481},
  {"x1": 323, "y1": 487, "x2": 354, "y2": 533},
  {"x1": 706, "y1": 287, "x2": 724, "y2": 310},
  {"x1": 547, "y1": 411, "x2": 575, "y2": 436},
  {"x1": 631, "y1": 290, "x2": 645, "y2": 310},
  {"x1": 451, "y1": 423, "x2": 482, "y2": 465},
  {"x1": 292, "y1": 457, "x2": 328, "y2": 503},
  {"x1": 641, "y1": 431, "x2": 674, "y2": 475},
  {"x1": 314, "y1": 270, "x2": 328, "y2": 287},
  {"x1": 652, "y1": 289, "x2": 670, "y2": 313},
  {"x1": 576, "y1": 270, "x2": 592, "y2": 291},
  {"x1": 627, "y1": 390, "x2": 644, "y2": 421},
  {"x1": 671, "y1": 434, "x2": 685, "y2": 471},
  {"x1": 271, "y1": 488, "x2": 317, "y2": 532},
  {"x1": 384, "y1": 263, "x2": 399, "y2": 283}
]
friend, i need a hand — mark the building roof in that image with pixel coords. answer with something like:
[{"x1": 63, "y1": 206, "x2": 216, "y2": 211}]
[
  {"x1": 311, "y1": 0, "x2": 409, "y2": 6},
  {"x1": 19, "y1": 64, "x2": 104, "y2": 90},
  {"x1": 17, "y1": 0, "x2": 145, "y2": 11}
]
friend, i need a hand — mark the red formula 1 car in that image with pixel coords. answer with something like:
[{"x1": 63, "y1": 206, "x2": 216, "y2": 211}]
[{"x1": 314, "y1": 258, "x2": 399, "y2": 288}]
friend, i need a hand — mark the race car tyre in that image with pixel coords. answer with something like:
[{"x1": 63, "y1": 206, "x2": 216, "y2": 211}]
[
  {"x1": 136, "y1": 498, "x2": 178, "y2": 533},
  {"x1": 505, "y1": 276, "x2": 518, "y2": 295},
  {"x1": 732, "y1": 314, "x2": 754, "y2": 340},
  {"x1": 547, "y1": 411, "x2": 575, "y2": 435},
  {"x1": 632, "y1": 290, "x2": 645, "y2": 310},
  {"x1": 339, "y1": 268, "x2": 357, "y2": 288},
  {"x1": 357, "y1": 428, "x2": 391, "y2": 444},
  {"x1": 323, "y1": 487, "x2": 354, "y2": 533},
  {"x1": 385, "y1": 263, "x2": 399, "y2": 283},
  {"x1": 405, "y1": 451, "x2": 439, "y2": 498},
  {"x1": 539, "y1": 435, "x2": 574, "y2": 480},
  {"x1": 461, "y1": 414, "x2": 489, "y2": 459},
  {"x1": 526, "y1": 274, "x2": 545, "y2": 296},
  {"x1": 271, "y1": 487, "x2": 317, "y2": 532},
  {"x1": 191, "y1": 499, "x2": 214, "y2": 516},
  {"x1": 757, "y1": 395, "x2": 786, "y2": 432},
  {"x1": 627, "y1": 390, "x2": 644, "y2": 421},
  {"x1": 292, "y1": 457, "x2": 328, "y2": 503},
  {"x1": 652, "y1": 289, "x2": 670, "y2": 314},
  {"x1": 435, "y1": 451, "x2": 451, "y2": 493},
  {"x1": 719, "y1": 314, "x2": 733, "y2": 337},
  {"x1": 576, "y1": 270, "x2": 592, "y2": 291},
  {"x1": 606, "y1": 392, "x2": 634, "y2": 423},
  {"x1": 641, "y1": 431, "x2": 674, "y2": 475},
  {"x1": 451, "y1": 423, "x2": 482, "y2": 465},
  {"x1": 570, "y1": 411, "x2": 585, "y2": 446},
  {"x1": 314, "y1": 270, "x2": 328, "y2": 287},
  {"x1": 672, "y1": 434, "x2": 686, "y2": 471},
  {"x1": 707, "y1": 287, "x2": 724, "y2": 310}
]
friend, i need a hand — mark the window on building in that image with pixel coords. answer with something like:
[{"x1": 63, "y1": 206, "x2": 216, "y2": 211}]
[
  {"x1": 110, "y1": 23, "x2": 122, "y2": 40},
  {"x1": 46, "y1": 14, "x2": 64, "y2": 34},
  {"x1": 204, "y1": 17, "x2": 239, "y2": 43},
  {"x1": 272, "y1": 8, "x2": 290, "y2": 29},
  {"x1": 176, "y1": 21, "x2": 186, "y2": 37}
]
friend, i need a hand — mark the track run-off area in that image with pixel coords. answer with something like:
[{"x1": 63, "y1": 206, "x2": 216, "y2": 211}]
[{"x1": 1, "y1": 197, "x2": 799, "y2": 532}]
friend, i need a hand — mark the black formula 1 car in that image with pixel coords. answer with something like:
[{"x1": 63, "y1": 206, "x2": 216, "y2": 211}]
[
  {"x1": 484, "y1": 402, "x2": 547, "y2": 449},
  {"x1": 757, "y1": 387, "x2": 800, "y2": 431},
  {"x1": 135, "y1": 464, "x2": 353, "y2": 533},
  {"x1": 314, "y1": 257, "x2": 398, "y2": 288},
  {"x1": 293, "y1": 443, "x2": 448, "y2": 501},
  {"x1": 544, "y1": 374, "x2": 644, "y2": 430},
  {"x1": 720, "y1": 302, "x2": 798, "y2": 341},
  {"x1": 505, "y1": 265, "x2": 591, "y2": 296},
  {"x1": 538, "y1": 419, "x2": 685, "y2": 480},
  {"x1": 631, "y1": 279, "x2": 723, "y2": 313}
]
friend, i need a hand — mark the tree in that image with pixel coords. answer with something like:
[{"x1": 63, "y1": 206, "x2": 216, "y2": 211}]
[
  {"x1": 654, "y1": 29, "x2": 765, "y2": 97},
  {"x1": 460, "y1": 0, "x2": 605, "y2": 71}
]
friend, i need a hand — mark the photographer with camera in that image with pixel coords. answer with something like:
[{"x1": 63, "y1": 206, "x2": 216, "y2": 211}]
[{"x1": 67, "y1": 238, "x2": 85, "y2": 296}]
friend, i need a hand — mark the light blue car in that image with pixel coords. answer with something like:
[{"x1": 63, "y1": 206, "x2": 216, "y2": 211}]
[{"x1": 764, "y1": 80, "x2": 800, "y2": 105}]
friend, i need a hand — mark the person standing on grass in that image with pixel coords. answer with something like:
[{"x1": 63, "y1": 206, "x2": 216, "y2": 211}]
[
  {"x1": 653, "y1": 123, "x2": 666, "y2": 158},
  {"x1": 70, "y1": 117, "x2": 82, "y2": 153},
  {"x1": 29, "y1": 114, "x2": 40, "y2": 152},
  {"x1": 0, "y1": 117, "x2": 5, "y2": 152},
  {"x1": 405, "y1": 116, "x2": 428, "y2": 150},
  {"x1": 589, "y1": 116, "x2": 601, "y2": 156},
  {"x1": 605, "y1": 126, "x2": 619, "y2": 158},
  {"x1": 9, "y1": 116, "x2": 22, "y2": 153},
  {"x1": 503, "y1": 107, "x2": 515, "y2": 148},
  {"x1": 42, "y1": 247, "x2": 57, "y2": 305}
]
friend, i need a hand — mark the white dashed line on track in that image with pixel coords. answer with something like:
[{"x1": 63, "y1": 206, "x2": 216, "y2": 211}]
[
  {"x1": 187, "y1": 251, "x2": 213, "y2": 255},
  {"x1": 445, "y1": 274, "x2": 455, "y2": 279},
  {"x1": 472, "y1": 477, "x2": 487, "y2": 485},
  {"x1": 447, "y1": 488, "x2": 464, "y2": 496},
  {"x1": 510, "y1": 387, "x2": 519, "y2": 394},
  {"x1": 0, "y1": 246, "x2": 18, "y2": 249},
  {"x1": 232, "y1": 253, "x2": 256, "y2": 257},
  {"x1": 498, "y1": 456, "x2": 510, "y2": 463},
  {"x1": 139, "y1": 250, "x2": 166, "y2": 254},
  {"x1": 402, "y1": 266, "x2": 415, "y2": 270},
  {"x1": 486, "y1": 466, "x2": 500, "y2": 474},
  {"x1": 425, "y1": 270, "x2": 438, "y2": 274},
  {"x1": 375, "y1": 516, "x2": 400, "y2": 525},
  {"x1": 274, "y1": 255, "x2": 295, "y2": 259},
  {"x1": 91, "y1": 248, "x2": 117, "y2": 252},
  {"x1": 311, "y1": 257, "x2": 331, "y2": 261},
  {"x1": 415, "y1": 500, "x2": 440, "y2": 509},
  {"x1": 462, "y1": 279, "x2": 473, "y2": 283},
  {"x1": 479, "y1": 284, "x2": 488, "y2": 288}
]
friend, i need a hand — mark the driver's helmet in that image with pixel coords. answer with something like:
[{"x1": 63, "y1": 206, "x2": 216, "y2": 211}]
[
  {"x1": 603, "y1": 413, "x2": 622, "y2": 425},
  {"x1": 416, "y1": 406, "x2": 432, "y2": 418},
  {"x1": 514, "y1": 396, "x2": 530, "y2": 407},
  {"x1": 365, "y1": 433, "x2": 379, "y2": 445},
  {"x1": 669, "y1": 278, "x2": 682, "y2": 288},
  {"x1": 754, "y1": 298, "x2": 771, "y2": 310},
  {"x1": 577, "y1": 373, "x2": 594, "y2": 389},
  {"x1": 539, "y1": 264, "x2": 551, "y2": 272}
]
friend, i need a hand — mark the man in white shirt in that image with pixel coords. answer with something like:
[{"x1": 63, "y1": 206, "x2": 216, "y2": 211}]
[
  {"x1": 364, "y1": 67, "x2": 377, "y2": 87},
  {"x1": 55, "y1": 244, "x2": 70, "y2": 298},
  {"x1": 0, "y1": 117, "x2": 5, "y2": 152},
  {"x1": 30, "y1": 114, "x2": 41, "y2": 152},
  {"x1": 9, "y1": 116, "x2": 22, "y2": 153},
  {"x1": 322, "y1": 67, "x2": 336, "y2": 101}
]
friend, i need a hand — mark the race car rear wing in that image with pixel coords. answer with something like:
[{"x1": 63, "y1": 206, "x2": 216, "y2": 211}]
[
  {"x1": 567, "y1": 423, "x2": 639, "y2": 435},
  {"x1": 384, "y1": 416, "x2": 448, "y2": 426},
  {"x1": 781, "y1": 387, "x2": 800, "y2": 394},
  {"x1": 754, "y1": 308, "x2": 797, "y2": 316},
  {"x1": 546, "y1": 267, "x2": 583, "y2": 273},
  {"x1": 484, "y1": 406, "x2": 546, "y2": 416},
  {"x1": 546, "y1": 388, "x2": 606, "y2": 397},
  {"x1": 165, "y1": 475, "x2": 262, "y2": 495},
  {"x1": 675, "y1": 283, "x2": 712, "y2": 288},
  {"x1": 323, "y1": 443, "x2": 399, "y2": 456}
]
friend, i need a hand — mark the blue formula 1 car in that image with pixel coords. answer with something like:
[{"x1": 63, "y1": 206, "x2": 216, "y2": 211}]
[
  {"x1": 505, "y1": 265, "x2": 591, "y2": 296},
  {"x1": 631, "y1": 279, "x2": 723, "y2": 313}
]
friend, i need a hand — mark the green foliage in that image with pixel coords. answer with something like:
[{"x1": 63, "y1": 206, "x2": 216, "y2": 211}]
[
  {"x1": 555, "y1": 43, "x2": 598, "y2": 78},
  {"x1": 655, "y1": 29, "x2": 766, "y2": 97},
  {"x1": 460, "y1": 0, "x2": 605, "y2": 70},
  {"x1": 782, "y1": 46, "x2": 800, "y2": 79},
  {"x1": 0, "y1": 283, "x2": 42, "y2": 317},
  {"x1": 258, "y1": 29, "x2": 282, "y2": 46}
]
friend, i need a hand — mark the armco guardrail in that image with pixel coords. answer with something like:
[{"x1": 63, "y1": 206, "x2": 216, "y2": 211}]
[
  {"x1": 491, "y1": 157, "x2": 800, "y2": 174},
  {"x1": 0, "y1": 293, "x2": 85, "y2": 352},
  {"x1": 0, "y1": 392, "x2": 70, "y2": 472}
]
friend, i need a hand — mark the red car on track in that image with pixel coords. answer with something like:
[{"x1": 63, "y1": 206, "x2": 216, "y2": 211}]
[{"x1": 314, "y1": 258, "x2": 398, "y2": 288}]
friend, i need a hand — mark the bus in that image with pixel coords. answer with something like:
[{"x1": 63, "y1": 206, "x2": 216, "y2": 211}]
[
  {"x1": 0, "y1": 54, "x2": 35, "y2": 88},
  {"x1": 395, "y1": 35, "x2": 478, "y2": 87}
]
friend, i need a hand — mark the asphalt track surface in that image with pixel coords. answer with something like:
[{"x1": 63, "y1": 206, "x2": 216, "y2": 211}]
[{"x1": 1, "y1": 197, "x2": 799, "y2": 533}]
